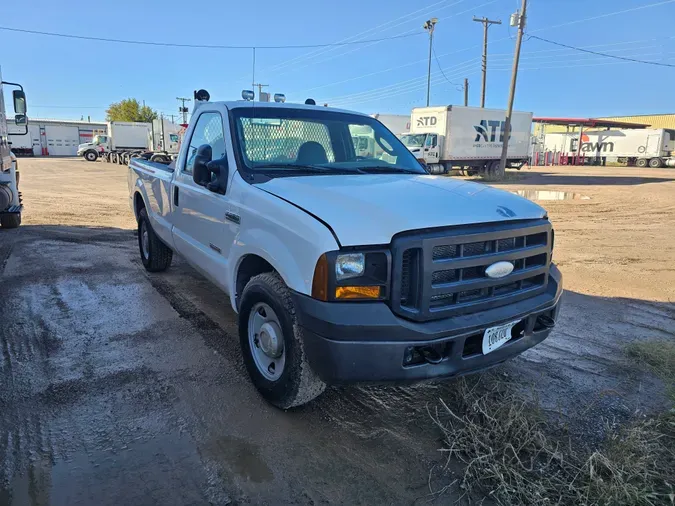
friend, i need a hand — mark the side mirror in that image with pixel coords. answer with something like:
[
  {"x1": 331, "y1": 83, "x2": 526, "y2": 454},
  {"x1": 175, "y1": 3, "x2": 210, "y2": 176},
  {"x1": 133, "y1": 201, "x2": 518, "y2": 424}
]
[
  {"x1": 15, "y1": 114, "x2": 27, "y2": 126},
  {"x1": 192, "y1": 144, "x2": 212, "y2": 186},
  {"x1": 206, "y1": 157, "x2": 229, "y2": 194},
  {"x1": 13, "y1": 90, "x2": 27, "y2": 115}
]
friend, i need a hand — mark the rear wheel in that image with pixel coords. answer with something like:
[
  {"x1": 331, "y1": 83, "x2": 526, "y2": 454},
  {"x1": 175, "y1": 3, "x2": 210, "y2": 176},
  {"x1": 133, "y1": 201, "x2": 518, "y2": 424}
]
[
  {"x1": 0, "y1": 213, "x2": 21, "y2": 229},
  {"x1": 636, "y1": 158, "x2": 648, "y2": 168},
  {"x1": 137, "y1": 208, "x2": 172, "y2": 272},
  {"x1": 649, "y1": 157, "x2": 663, "y2": 168},
  {"x1": 239, "y1": 272, "x2": 326, "y2": 409}
]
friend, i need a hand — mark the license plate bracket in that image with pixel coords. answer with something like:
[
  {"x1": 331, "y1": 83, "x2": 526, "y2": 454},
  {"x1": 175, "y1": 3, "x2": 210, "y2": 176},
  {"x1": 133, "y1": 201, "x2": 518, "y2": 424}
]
[{"x1": 482, "y1": 320, "x2": 521, "y2": 355}]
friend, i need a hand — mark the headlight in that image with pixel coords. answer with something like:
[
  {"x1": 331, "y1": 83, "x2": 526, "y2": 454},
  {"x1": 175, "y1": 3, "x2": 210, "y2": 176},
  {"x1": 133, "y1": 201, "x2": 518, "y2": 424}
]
[
  {"x1": 312, "y1": 250, "x2": 390, "y2": 302},
  {"x1": 335, "y1": 253, "x2": 365, "y2": 281}
]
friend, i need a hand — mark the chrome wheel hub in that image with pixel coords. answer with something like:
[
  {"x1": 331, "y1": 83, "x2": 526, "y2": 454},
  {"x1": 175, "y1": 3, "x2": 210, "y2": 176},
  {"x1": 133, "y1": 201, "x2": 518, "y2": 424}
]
[
  {"x1": 141, "y1": 223, "x2": 149, "y2": 258},
  {"x1": 248, "y1": 302, "x2": 285, "y2": 381}
]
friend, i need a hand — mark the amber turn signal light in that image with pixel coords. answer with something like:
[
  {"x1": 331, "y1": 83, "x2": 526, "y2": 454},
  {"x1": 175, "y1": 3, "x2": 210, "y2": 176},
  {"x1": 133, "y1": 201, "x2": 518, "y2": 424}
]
[
  {"x1": 335, "y1": 286, "x2": 381, "y2": 300},
  {"x1": 311, "y1": 254, "x2": 329, "y2": 301}
]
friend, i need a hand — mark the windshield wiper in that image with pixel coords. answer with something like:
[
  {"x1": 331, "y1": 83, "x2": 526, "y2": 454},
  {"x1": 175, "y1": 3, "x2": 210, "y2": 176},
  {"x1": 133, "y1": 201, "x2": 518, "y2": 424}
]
[
  {"x1": 356, "y1": 166, "x2": 422, "y2": 174},
  {"x1": 253, "y1": 163, "x2": 359, "y2": 175},
  {"x1": 253, "y1": 163, "x2": 333, "y2": 172}
]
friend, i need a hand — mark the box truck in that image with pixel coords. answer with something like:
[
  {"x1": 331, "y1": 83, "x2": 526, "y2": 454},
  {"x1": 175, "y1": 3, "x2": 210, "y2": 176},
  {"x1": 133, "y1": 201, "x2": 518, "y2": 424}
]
[
  {"x1": 78, "y1": 120, "x2": 180, "y2": 164},
  {"x1": 542, "y1": 128, "x2": 675, "y2": 168},
  {"x1": 400, "y1": 106, "x2": 533, "y2": 174}
]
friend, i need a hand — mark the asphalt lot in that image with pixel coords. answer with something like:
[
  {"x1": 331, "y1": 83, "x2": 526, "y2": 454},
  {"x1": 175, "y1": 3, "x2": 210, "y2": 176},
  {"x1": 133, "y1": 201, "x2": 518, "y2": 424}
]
[{"x1": 1, "y1": 157, "x2": 674, "y2": 505}]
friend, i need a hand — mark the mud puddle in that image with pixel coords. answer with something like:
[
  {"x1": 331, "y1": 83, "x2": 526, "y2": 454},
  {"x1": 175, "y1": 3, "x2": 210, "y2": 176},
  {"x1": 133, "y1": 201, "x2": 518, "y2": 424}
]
[{"x1": 512, "y1": 189, "x2": 590, "y2": 201}]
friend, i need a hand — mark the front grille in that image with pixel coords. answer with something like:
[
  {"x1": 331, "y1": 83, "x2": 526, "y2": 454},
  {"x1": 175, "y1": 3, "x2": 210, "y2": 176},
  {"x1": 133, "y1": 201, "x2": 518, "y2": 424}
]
[{"x1": 393, "y1": 220, "x2": 552, "y2": 322}]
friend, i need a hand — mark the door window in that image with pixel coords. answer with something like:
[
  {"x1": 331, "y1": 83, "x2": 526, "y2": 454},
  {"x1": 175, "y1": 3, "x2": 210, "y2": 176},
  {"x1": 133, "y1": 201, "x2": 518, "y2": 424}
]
[
  {"x1": 183, "y1": 112, "x2": 225, "y2": 174},
  {"x1": 425, "y1": 134, "x2": 437, "y2": 148}
]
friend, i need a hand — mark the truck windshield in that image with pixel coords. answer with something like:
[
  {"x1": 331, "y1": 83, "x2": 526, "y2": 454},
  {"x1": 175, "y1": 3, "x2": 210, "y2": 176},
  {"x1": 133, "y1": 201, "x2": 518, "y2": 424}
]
[
  {"x1": 231, "y1": 107, "x2": 426, "y2": 175},
  {"x1": 400, "y1": 134, "x2": 426, "y2": 148}
]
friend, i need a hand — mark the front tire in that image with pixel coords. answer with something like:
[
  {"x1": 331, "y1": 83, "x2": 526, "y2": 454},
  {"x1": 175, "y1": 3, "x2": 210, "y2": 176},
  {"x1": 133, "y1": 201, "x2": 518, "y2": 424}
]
[
  {"x1": 84, "y1": 150, "x2": 98, "y2": 162},
  {"x1": 137, "y1": 208, "x2": 172, "y2": 272},
  {"x1": 239, "y1": 272, "x2": 326, "y2": 409},
  {"x1": 0, "y1": 213, "x2": 21, "y2": 229}
]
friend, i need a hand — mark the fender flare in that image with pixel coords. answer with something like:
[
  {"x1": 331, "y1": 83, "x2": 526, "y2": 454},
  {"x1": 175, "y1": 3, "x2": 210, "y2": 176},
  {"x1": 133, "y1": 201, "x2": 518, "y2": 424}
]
[{"x1": 228, "y1": 229, "x2": 314, "y2": 312}]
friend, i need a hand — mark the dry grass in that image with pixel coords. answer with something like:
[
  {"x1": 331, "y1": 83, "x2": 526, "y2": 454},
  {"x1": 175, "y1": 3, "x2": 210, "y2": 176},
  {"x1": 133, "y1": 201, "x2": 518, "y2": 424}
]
[
  {"x1": 429, "y1": 375, "x2": 675, "y2": 505},
  {"x1": 626, "y1": 340, "x2": 675, "y2": 402}
]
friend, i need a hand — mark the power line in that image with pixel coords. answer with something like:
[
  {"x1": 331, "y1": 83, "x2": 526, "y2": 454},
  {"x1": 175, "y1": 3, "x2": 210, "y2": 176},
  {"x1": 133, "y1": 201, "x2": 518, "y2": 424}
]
[
  {"x1": 526, "y1": 35, "x2": 675, "y2": 68},
  {"x1": 433, "y1": 47, "x2": 463, "y2": 90},
  {"x1": 0, "y1": 25, "x2": 424, "y2": 49},
  {"x1": 294, "y1": 0, "x2": 675, "y2": 98},
  {"x1": 263, "y1": 0, "x2": 467, "y2": 74},
  {"x1": 527, "y1": 0, "x2": 675, "y2": 33}
]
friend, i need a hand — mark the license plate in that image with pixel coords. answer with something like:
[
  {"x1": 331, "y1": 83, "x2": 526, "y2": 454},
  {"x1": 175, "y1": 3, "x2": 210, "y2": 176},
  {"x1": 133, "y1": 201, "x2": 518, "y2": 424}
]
[{"x1": 482, "y1": 320, "x2": 520, "y2": 355}]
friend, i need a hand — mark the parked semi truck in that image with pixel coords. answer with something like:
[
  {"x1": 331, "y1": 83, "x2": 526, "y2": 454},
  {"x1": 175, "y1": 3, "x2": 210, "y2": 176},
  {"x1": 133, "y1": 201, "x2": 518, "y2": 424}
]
[
  {"x1": 78, "y1": 119, "x2": 180, "y2": 164},
  {"x1": 400, "y1": 105, "x2": 533, "y2": 175},
  {"x1": 128, "y1": 90, "x2": 562, "y2": 408},
  {"x1": 542, "y1": 128, "x2": 675, "y2": 168},
  {"x1": 0, "y1": 69, "x2": 28, "y2": 229}
]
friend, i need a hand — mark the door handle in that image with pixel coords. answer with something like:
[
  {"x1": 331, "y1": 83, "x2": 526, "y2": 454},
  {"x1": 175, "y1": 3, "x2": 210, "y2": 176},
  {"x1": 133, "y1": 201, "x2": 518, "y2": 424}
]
[{"x1": 173, "y1": 187, "x2": 179, "y2": 206}]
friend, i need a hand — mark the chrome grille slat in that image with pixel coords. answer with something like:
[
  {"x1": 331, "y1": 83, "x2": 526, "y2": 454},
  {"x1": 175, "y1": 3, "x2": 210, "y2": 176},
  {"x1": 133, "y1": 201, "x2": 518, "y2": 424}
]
[{"x1": 393, "y1": 220, "x2": 552, "y2": 322}]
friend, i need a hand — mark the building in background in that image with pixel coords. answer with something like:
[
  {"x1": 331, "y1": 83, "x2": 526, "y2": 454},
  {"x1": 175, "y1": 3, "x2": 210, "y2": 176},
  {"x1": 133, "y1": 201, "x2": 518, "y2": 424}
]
[{"x1": 8, "y1": 118, "x2": 107, "y2": 156}]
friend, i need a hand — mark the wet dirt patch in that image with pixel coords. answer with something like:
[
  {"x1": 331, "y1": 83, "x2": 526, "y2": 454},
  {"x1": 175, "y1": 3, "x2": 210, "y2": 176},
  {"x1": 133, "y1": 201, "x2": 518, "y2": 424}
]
[{"x1": 512, "y1": 189, "x2": 591, "y2": 201}]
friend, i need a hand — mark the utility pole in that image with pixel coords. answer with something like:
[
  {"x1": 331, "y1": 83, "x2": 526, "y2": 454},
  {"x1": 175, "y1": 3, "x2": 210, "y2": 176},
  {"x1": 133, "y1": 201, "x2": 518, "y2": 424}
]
[
  {"x1": 176, "y1": 97, "x2": 191, "y2": 124},
  {"x1": 252, "y1": 83, "x2": 269, "y2": 101},
  {"x1": 464, "y1": 78, "x2": 469, "y2": 106},
  {"x1": 472, "y1": 16, "x2": 501, "y2": 108},
  {"x1": 423, "y1": 18, "x2": 438, "y2": 107},
  {"x1": 498, "y1": 0, "x2": 527, "y2": 179}
]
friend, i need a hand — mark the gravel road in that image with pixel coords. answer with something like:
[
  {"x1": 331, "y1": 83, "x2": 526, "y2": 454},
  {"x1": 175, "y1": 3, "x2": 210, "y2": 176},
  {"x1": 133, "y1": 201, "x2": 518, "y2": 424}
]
[{"x1": 1, "y1": 158, "x2": 673, "y2": 505}]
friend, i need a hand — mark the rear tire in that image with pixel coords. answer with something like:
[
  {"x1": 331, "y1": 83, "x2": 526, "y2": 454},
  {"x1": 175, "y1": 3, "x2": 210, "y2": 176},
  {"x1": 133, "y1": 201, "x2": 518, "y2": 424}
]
[
  {"x1": 138, "y1": 207, "x2": 172, "y2": 272},
  {"x1": 1, "y1": 213, "x2": 21, "y2": 229},
  {"x1": 637, "y1": 158, "x2": 648, "y2": 168},
  {"x1": 648, "y1": 157, "x2": 663, "y2": 168},
  {"x1": 239, "y1": 272, "x2": 326, "y2": 409}
]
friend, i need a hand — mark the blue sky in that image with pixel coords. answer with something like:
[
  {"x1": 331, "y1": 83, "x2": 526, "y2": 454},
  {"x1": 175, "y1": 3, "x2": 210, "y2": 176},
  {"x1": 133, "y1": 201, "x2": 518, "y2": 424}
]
[{"x1": 2, "y1": 0, "x2": 674, "y2": 121}]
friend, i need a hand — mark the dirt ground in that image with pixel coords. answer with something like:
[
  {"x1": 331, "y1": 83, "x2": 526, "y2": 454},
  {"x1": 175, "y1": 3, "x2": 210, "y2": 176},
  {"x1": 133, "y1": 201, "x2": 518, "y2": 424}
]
[{"x1": 1, "y1": 157, "x2": 674, "y2": 505}]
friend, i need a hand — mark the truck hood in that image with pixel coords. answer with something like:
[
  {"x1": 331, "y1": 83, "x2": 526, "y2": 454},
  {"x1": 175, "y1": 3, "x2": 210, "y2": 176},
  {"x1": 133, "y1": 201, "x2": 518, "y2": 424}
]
[{"x1": 256, "y1": 174, "x2": 546, "y2": 246}]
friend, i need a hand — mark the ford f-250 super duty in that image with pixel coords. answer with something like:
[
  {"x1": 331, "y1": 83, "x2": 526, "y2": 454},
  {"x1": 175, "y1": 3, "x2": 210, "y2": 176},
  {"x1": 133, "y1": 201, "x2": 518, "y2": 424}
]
[{"x1": 128, "y1": 92, "x2": 563, "y2": 409}]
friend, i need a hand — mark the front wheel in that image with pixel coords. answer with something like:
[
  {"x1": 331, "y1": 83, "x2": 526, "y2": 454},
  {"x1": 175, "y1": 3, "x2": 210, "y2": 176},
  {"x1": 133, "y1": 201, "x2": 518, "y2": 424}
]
[
  {"x1": 239, "y1": 273, "x2": 326, "y2": 409},
  {"x1": 137, "y1": 208, "x2": 172, "y2": 272},
  {"x1": 0, "y1": 213, "x2": 21, "y2": 229},
  {"x1": 84, "y1": 150, "x2": 98, "y2": 162}
]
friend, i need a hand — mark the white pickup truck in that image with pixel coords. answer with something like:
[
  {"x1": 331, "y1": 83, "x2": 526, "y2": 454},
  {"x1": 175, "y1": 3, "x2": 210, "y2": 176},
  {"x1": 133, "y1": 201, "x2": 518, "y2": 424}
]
[{"x1": 128, "y1": 94, "x2": 563, "y2": 408}]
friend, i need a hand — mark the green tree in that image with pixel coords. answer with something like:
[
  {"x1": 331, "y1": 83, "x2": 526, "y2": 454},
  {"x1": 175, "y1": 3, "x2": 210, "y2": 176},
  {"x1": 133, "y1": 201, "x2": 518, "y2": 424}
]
[{"x1": 106, "y1": 98, "x2": 157, "y2": 122}]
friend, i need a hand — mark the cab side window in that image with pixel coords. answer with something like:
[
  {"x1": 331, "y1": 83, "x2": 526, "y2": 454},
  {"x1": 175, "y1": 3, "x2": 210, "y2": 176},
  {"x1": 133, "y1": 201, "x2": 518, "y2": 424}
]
[{"x1": 183, "y1": 112, "x2": 225, "y2": 174}]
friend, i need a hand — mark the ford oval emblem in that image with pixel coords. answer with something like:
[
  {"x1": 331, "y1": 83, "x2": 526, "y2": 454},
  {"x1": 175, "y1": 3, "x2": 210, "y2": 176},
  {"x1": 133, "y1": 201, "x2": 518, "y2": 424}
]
[{"x1": 485, "y1": 261, "x2": 514, "y2": 279}]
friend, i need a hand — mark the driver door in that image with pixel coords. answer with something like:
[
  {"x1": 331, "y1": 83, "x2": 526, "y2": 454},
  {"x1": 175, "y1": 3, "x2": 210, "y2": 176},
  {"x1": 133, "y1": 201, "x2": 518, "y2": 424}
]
[
  {"x1": 424, "y1": 134, "x2": 440, "y2": 164},
  {"x1": 172, "y1": 110, "x2": 233, "y2": 293}
]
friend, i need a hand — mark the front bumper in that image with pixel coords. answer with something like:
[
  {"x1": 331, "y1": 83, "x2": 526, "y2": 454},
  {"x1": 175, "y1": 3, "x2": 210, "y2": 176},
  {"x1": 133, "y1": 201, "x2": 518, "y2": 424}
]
[{"x1": 293, "y1": 264, "x2": 563, "y2": 384}]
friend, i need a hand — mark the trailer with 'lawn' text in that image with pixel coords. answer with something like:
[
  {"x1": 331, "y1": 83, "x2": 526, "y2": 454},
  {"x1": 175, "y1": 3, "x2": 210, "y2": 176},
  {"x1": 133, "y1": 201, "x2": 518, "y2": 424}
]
[{"x1": 543, "y1": 128, "x2": 675, "y2": 168}]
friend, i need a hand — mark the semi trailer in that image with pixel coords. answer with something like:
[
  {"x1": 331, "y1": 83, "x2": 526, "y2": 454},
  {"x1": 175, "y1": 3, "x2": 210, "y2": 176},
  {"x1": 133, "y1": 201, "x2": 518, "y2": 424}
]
[
  {"x1": 542, "y1": 128, "x2": 675, "y2": 168},
  {"x1": 78, "y1": 119, "x2": 181, "y2": 164}
]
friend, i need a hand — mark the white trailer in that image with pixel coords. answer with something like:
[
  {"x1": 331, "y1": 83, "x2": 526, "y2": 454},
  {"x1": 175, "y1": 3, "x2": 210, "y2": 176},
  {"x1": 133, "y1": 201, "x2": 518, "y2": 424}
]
[
  {"x1": 8, "y1": 123, "x2": 39, "y2": 156},
  {"x1": 542, "y1": 128, "x2": 675, "y2": 168},
  {"x1": 78, "y1": 120, "x2": 179, "y2": 164},
  {"x1": 400, "y1": 105, "x2": 533, "y2": 174},
  {"x1": 370, "y1": 114, "x2": 410, "y2": 136}
]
